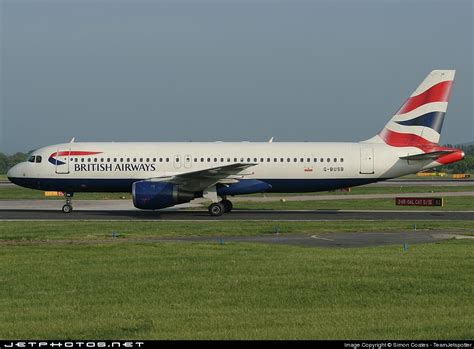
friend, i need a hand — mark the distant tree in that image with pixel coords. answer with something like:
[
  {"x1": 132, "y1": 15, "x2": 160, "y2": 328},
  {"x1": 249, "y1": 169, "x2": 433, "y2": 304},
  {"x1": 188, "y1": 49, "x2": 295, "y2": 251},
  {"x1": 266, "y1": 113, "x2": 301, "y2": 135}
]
[
  {"x1": 435, "y1": 144, "x2": 474, "y2": 174},
  {"x1": 0, "y1": 153, "x2": 8, "y2": 174},
  {"x1": 0, "y1": 152, "x2": 28, "y2": 174}
]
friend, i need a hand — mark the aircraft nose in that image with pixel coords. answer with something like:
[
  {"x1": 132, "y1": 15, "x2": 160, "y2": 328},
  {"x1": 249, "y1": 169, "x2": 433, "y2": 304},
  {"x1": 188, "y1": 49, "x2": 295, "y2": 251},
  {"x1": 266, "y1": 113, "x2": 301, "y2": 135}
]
[
  {"x1": 7, "y1": 163, "x2": 22, "y2": 181},
  {"x1": 7, "y1": 166, "x2": 15, "y2": 179}
]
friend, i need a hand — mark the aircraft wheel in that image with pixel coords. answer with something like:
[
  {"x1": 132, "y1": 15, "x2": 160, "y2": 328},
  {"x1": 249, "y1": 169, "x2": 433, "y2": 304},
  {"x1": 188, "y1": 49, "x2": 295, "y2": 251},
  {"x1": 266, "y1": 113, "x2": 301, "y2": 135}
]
[
  {"x1": 62, "y1": 204, "x2": 73, "y2": 214},
  {"x1": 208, "y1": 202, "x2": 225, "y2": 216},
  {"x1": 221, "y1": 199, "x2": 233, "y2": 213}
]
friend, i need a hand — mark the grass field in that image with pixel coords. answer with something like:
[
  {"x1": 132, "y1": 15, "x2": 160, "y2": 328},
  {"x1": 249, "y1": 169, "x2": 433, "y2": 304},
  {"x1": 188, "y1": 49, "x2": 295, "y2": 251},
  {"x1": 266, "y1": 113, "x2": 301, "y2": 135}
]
[
  {"x1": 1, "y1": 220, "x2": 474, "y2": 241},
  {"x1": 0, "y1": 221, "x2": 473, "y2": 339},
  {"x1": 0, "y1": 184, "x2": 473, "y2": 200}
]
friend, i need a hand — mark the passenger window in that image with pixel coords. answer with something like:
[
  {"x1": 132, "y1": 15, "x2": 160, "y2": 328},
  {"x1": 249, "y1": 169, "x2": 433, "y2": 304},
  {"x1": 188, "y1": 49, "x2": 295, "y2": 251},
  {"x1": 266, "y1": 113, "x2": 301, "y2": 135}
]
[
  {"x1": 35, "y1": 156, "x2": 42, "y2": 163},
  {"x1": 294, "y1": 158, "x2": 297, "y2": 162},
  {"x1": 166, "y1": 158, "x2": 169, "y2": 162},
  {"x1": 327, "y1": 158, "x2": 330, "y2": 162},
  {"x1": 260, "y1": 158, "x2": 264, "y2": 162},
  {"x1": 88, "y1": 158, "x2": 91, "y2": 162},
  {"x1": 140, "y1": 158, "x2": 143, "y2": 162},
  {"x1": 100, "y1": 158, "x2": 104, "y2": 162},
  {"x1": 334, "y1": 158, "x2": 337, "y2": 163},
  {"x1": 341, "y1": 158, "x2": 344, "y2": 163},
  {"x1": 267, "y1": 158, "x2": 271, "y2": 162},
  {"x1": 227, "y1": 158, "x2": 231, "y2": 162},
  {"x1": 274, "y1": 158, "x2": 277, "y2": 162},
  {"x1": 320, "y1": 158, "x2": 324, "y2": 162},
  {"x1": 146, "y1": 158, "x2": 150, "y2": 162},
  {"x1": 300, "y1": 158, "x2": 304, "y2": 162},
  {"x1": 220, "y1": 158, "x2": 224, "y2": 162},
  {"x1": 94, "y1": 158, "x2": 98, "y2": 162},
  {"x1": 314, "y1": 158, "x2": 317, "y2": 162},
  {"x1": 307, "y1": 158, "x2": 310, "y2": 162},
  {"x1": 287, "y1": 158, "x2": 290, "y2": 162},
  {"x1": 120, "y1": 158, "x2": 124, "y2": 162},
  {"x1": 107, "y1": 158, "x2": 111, "y2": 162},
  {"x1": 247, "y1": 158, "x2": 251, "y2": 162}
]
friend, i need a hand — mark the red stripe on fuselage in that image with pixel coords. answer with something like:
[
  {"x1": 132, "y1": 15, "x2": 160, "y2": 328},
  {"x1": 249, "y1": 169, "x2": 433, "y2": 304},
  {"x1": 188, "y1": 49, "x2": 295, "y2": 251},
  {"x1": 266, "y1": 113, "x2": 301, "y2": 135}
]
[
  {"x1": 50, "y1": 151, "x2": 103, "y2": 158},
  {"x1": 397, "y1": 80, "x2": 453, "y2": 115}
]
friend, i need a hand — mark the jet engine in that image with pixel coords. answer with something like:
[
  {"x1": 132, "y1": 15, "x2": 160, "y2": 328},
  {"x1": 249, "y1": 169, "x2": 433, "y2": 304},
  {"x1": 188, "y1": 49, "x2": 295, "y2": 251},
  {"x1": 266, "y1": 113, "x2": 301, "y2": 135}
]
[{"x1": 132, "y1": 181, "x2": 196, "y2": 210}]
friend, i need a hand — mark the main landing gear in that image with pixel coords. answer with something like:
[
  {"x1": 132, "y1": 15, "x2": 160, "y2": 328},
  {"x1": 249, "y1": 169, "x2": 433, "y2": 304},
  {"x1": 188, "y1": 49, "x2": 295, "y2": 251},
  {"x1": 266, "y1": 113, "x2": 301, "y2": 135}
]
[
  {"x1": 208, "y1": 198, "x2": 233, "y2": 217},
  {"x1": 62, "y1": 193, "x2": 74, "y2": 213}
]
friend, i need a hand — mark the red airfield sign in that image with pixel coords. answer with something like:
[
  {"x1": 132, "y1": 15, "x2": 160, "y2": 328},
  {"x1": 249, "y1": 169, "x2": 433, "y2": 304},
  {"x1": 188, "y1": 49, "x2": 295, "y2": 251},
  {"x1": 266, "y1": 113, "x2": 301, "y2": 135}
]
[{"x1": 395, "y1": 197, "x2": 443, "y2": 207}]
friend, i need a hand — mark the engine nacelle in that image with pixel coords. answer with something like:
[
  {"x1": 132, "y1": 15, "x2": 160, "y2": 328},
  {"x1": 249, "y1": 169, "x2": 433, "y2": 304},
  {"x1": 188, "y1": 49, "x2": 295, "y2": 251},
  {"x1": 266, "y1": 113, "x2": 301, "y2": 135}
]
[{"x1": 132, "y1": 181, "x2": 196, "y2": 210}]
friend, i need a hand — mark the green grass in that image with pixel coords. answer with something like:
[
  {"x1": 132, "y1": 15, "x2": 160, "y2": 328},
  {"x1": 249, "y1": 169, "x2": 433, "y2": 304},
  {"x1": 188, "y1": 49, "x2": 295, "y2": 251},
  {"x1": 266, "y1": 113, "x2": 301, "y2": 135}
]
[
  {"x1": 1, "y1": 220, "x2": 474, "y2": 242},
  {"x1": 234, "y1": 196, "x2": 474, "y2": 211},
  {"x1": 0, "y1": 238, "x2": 472, "y2": 339},
  {"x1": 0, "y1": 221, "x2": 473, "y2": 339},
  {"x1": 0, "y1": 184, "x2": 473, "y2": 200}
]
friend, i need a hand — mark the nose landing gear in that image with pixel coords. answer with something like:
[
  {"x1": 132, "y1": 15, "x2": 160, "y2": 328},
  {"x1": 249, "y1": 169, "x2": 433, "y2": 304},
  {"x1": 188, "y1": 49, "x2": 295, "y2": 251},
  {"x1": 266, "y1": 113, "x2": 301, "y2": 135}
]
[{"x1": 62, "y1": 193, "x2": 74, "y2": 213}]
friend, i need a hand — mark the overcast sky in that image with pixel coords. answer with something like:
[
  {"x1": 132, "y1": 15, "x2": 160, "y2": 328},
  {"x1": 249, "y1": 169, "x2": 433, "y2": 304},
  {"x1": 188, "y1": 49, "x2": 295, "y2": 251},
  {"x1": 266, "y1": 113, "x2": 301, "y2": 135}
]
[{"x1": 0, "y1": 0, "x2": 472, "y2": 154}]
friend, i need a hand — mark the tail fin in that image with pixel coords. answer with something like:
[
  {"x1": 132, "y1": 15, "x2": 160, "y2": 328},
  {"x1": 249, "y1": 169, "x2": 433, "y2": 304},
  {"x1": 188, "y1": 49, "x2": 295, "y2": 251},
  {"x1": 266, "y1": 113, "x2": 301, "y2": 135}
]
[{"x1": 369, "y1": 70, "x2": 455, "y2": 146}]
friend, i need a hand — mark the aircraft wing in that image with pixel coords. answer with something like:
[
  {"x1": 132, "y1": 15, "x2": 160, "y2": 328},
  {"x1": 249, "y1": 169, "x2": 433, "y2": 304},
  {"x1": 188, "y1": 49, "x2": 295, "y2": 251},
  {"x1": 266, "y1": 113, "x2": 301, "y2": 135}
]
[{"x1": 146, "y1": 163, "x2": 257, "y2": 192}]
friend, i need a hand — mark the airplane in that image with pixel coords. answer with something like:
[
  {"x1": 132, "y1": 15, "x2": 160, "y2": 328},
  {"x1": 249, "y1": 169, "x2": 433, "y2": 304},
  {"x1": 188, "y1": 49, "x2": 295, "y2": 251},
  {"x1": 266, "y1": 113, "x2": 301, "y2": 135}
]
[{"x1": 7, "y1": 70, "x2": 465, "y2": 216}]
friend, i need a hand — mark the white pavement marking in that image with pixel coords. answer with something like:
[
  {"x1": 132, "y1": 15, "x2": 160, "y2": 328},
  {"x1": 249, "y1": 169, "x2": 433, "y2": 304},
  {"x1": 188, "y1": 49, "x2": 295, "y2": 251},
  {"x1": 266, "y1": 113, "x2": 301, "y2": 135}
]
[{"x1": 311, "y1": 235, "x2": 335, "y2": 241}]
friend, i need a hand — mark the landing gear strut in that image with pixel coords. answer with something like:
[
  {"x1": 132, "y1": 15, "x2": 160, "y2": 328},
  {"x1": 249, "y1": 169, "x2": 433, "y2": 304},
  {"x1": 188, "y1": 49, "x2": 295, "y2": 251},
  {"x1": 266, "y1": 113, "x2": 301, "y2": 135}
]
[{"x1": 62, "y1": 192, "x2": 73, "y2": 213}]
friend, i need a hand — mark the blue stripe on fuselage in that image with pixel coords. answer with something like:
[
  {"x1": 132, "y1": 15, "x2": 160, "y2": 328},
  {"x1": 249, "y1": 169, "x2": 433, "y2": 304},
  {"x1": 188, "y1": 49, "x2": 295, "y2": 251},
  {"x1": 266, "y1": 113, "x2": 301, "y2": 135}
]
[{"x1": 8, "y1": 177, "x2": 386, "y2": 194}]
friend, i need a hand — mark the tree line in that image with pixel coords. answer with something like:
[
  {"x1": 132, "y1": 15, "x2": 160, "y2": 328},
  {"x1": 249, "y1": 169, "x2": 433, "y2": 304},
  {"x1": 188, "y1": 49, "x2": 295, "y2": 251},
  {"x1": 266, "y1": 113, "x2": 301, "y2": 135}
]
[
  {"x1": 435, "y1": 144, "x2": 474, "y2": 174},
  {"x1": 0, "y1": 152, "x2": 28, "y2": 174},
  {"x1": 0, "y1": 145, "x2": 473, "y2": 174}
]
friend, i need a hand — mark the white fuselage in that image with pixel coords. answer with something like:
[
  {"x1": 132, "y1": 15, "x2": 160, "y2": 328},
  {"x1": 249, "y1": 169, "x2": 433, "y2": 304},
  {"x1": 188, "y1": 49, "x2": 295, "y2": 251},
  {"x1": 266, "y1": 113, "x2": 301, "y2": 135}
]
[{"x1": 7, "y1": 141, "x2": 435, "y2": 194}]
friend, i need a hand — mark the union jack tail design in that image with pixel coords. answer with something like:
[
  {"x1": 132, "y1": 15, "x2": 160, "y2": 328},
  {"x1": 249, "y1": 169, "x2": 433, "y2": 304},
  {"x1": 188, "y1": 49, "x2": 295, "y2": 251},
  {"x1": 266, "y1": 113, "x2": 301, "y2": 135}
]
[{"x1": 376, "y1": 70, "x2": 455, "y2": 149}]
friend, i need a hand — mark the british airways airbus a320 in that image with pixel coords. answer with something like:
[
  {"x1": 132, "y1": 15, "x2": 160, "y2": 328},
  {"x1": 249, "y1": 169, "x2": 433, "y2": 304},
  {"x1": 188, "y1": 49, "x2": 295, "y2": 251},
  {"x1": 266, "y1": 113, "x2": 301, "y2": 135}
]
[{"x1": 7, "y1": 70, "x2": 465, "y2": 216}]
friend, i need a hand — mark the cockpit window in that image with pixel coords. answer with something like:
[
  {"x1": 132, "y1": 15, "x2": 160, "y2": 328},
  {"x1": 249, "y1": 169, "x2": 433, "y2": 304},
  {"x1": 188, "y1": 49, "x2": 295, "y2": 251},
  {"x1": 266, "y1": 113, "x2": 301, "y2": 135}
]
[
  {"x1": 28, "y1": 155, "x2": 36, "y2": 163},
  {"x1": 35, "y1": 156, "x2": 42, "y2": 163}
]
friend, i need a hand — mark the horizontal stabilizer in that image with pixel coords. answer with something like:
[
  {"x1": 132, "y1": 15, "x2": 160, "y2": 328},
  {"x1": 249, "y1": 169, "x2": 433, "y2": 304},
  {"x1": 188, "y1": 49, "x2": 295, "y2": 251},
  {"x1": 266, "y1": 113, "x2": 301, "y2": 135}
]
[{"x1": 399, "y1": 150, "x2": 456, "y2": 161}]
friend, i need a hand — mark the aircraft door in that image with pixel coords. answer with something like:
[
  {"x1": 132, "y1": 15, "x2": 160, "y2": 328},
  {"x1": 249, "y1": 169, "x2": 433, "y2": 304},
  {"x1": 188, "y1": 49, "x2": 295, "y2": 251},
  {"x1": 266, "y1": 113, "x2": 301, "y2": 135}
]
[
  {"x1": 55, "y1": 148, "x2": 71, "y2": 174},
  {"x1": 359, "y1": 145, "x2": 374, "y2": 174},
  {"x1": 184, "y1": 154, "x2": 192, "y2": 169}
]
